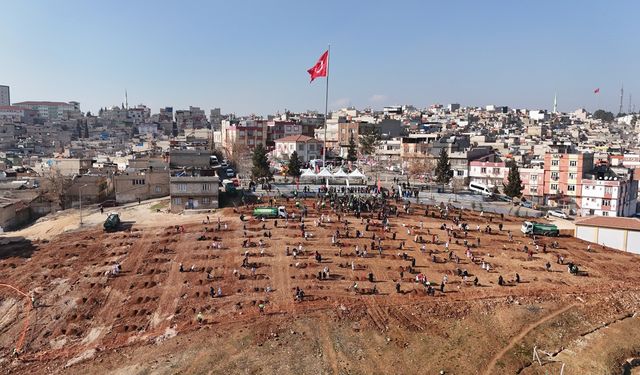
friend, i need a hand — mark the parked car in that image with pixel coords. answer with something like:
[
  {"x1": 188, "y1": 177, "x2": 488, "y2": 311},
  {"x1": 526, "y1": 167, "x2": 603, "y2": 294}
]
[
  {"x1": 547, "y1": 210, "x2": 569, "y2": 219},
  {"x1": 521, "y1": 201, "x2": 533, "y2": 209},
  {"x1": 225, "y1": 168, "x2": 235, "y2": 178},
  {"x1": 99, "y1": 199, "x2": 118, "y2": 208}
]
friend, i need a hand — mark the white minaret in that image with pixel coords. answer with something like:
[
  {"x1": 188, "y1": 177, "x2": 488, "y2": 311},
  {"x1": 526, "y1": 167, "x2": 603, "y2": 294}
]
[{"x1": 553, "y1": 93, "x2": 557, "y2": 114}]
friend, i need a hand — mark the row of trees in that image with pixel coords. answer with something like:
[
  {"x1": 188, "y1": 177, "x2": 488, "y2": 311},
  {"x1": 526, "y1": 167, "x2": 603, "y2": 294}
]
[
  {"x1": 249, "y1": 141, "x2": 524, "y2": 197},
  {"x1": 414, "y1": 148, "x2": 523, "y2": 197}
]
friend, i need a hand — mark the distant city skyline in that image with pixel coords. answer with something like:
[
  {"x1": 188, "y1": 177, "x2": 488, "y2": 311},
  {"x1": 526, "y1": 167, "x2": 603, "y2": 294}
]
[{"x1": 1, "y1": 0, "x2": 638, "y2": 115}]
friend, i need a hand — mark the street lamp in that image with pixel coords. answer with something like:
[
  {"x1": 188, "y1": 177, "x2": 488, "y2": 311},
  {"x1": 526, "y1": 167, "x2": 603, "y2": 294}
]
[{"x1": 79, "y1": 184, "x2": 88, "y2": 226}]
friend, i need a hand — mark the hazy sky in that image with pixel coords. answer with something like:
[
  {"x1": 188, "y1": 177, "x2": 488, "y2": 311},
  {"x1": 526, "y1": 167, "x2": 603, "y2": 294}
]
[{"x1": 1, "y1": 1, "x2": 638, "y2": 115}]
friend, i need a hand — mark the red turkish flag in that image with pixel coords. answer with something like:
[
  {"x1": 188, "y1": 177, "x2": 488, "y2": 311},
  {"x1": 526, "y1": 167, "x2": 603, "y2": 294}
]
[{"x1": 307, "y1": 50, "x2": 328, "y2": 82}]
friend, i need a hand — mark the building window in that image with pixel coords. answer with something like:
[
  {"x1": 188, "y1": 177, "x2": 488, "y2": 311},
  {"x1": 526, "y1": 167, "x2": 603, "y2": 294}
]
[
  {"x1": 605, "y1": 187, "x2": 612, "y2": 194},
  {"x1": 551, "y1": 172, "x2": 559, "y2": 180},
  {"x1": 202, "y1": 197, "x2": 210, "y2": 205},
  {"x1": 530, "y1": 175, "x2": 538, "y2": 182},
  {"x1": 568, "y1": 185, "x2": 576, "y2": 192},
  {"x1": 493, "y1": 168, "x2": 500, "y2": 175},
  {"x1": 178, "y1": 183, "x2": 187, "y2": 192},
  {"x1": 173, "y1": 198, "x2": 182, "y2": 205},
  {"x1": 457, "y1": 170, "x2": 464, "y2": 176},
  {"x1": 155, "y1": 186, "x2": 162, "y2": 193},
  {"x1": 530, "y1": 186, "x2": 538, "y2": 194},
  {"x1": 480, "y1": 167, "x2": 487, "y2": 173},
  {"x1": 569, "y1": 160, "x2": 577, "y2": 167},
  {"x1": 602, "y1": 211, "x2": 609, "y2": 216},
  {"x1": 569, "y1": 173, "x2": 577, "y2": 179},
  {"x1": 202, "y1": 183, "x2": 211, "y2": 191},
  {"x1": 550, "y1": 183, "x2": 558, "y2": 190},
  {"x1": 603, "y1": 199, "x2": 611, "y2": 206},
  {"x1": 133, "y1": 179, "x2": 145, "y2": 185},
  {"x1": 551, "y1": 159, "x2": 559, "y2": 166}
]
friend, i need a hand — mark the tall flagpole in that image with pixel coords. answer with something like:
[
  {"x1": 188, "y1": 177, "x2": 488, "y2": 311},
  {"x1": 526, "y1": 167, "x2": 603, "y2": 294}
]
[{"x1": 323, "y1": 44, "x2": 330, "y2": 168}]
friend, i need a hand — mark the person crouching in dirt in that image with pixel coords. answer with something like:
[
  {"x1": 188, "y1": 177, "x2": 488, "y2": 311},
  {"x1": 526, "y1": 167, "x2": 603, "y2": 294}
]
[{"x1": 498, "y1": 275, "x2": 504, "y2": 286}]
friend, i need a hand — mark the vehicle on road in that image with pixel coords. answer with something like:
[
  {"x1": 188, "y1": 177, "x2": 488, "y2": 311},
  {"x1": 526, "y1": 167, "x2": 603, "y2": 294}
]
[
  {"x1": 521, "y1": 221, "x2": 559, "y2": 236},
  {"x1": 547, "y1": 209, "x2": 569, "y2": 219},
  {"x1": 253, "y1": 206, "x2": 288, "y2": 219},
  {"x1": 469, "y1": 182, "x2": 493, "y2": 196},
  {"x1": 103, "y1": 212, "x2": 121, "y2": 232},
  {"x1": 225, "y1": 168, "x2": 235, "y2": 178},
  {"x1": 99, "y1": 199, "x2": 118, "y2": 208},
  {"x1": 520, "y1": 201, "x2": 533, "y2": 208}
]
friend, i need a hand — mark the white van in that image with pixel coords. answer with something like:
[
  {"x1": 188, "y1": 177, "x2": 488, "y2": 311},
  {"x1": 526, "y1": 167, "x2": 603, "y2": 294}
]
[{"x1": 468, "y1": 182, "x2": 493, "y2": 196}]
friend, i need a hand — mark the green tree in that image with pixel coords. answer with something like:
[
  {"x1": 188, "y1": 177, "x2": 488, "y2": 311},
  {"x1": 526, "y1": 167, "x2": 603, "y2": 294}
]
[
  {"x1": 503, "y1": 161, "x2": 524, "y2": 198},
  {"x1": 593, "y1": 109, "x2": 615, "y2": 122},
  {"x1": 251, "y1": 144, "x2": 272, "y2": 181},
  {"x1": 434, "y1": 148, "x2": 452, "y2": 185},
  {"x1": 358, "y1": 127, "x2": 380, "y2": 156},
  {"x1": 346, "y1": 133, "x2": 358, "y2": 162},
  {"x1": 287, "y1": 150, "x2": 302, "y2": 178}
]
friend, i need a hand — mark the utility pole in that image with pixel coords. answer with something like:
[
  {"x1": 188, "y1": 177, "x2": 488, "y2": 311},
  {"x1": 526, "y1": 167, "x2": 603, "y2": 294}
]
[
  {"x1": 619, "y1": 84, "x2": 624, "y2": 115},
  {"x1": 79, "y1": 184, "x2": 88, "y2": 226}
]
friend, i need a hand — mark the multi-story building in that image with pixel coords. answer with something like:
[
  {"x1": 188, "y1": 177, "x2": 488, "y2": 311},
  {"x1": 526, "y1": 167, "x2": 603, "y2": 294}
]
[
  {"x1": 175, "y1": 106, "x2": 208, "y2": 130},
  {"x1": 114, "y1": 169, "x2": 170, "y2": 204},
  {"x1": 543, "y1": 151, "x2": 594, "y2": 209},
  {"x1": 221, "y1": 119, "x2": 268, "y2": 154},
  {"x1": 273, "y1": 135, "x2": 323, "y2": 162},
  {"x1": 519, "y1": 167, "x2": 545, "y2": 204},
  {"x1": 468, "y1": 160, "x2": 508, "y2": 188},
  {"x1": 0, "y1": 106, "x2": 37, "y2": 124},
  {"x1": 0, "y1": 85, "x2": 10, "y2": 106},
  {"x1": 170, "y1": 170, "x2": 219, "y2": 212},
  {"x1": 13, "y1": 101, "x2": 79, "y2": 122},
  {"x1": 266, "y1": 120, "x2": 303, "y2": 149},
  {"x1": 210, "y1": 108, "x2": 222, "y2": 130},
  {"x1": 580, "y1": 173, "x2": 638, "y2": 217}
]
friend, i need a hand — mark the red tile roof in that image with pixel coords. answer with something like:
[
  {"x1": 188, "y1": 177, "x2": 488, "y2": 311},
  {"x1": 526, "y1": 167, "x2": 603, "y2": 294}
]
[
  {"x1": 575, "y1": 216, "x2": 640, "y2": 231},
  {"x1": 274, "y1": 135, "x2": 319, "y2": 143},
  {"x1": 13, "y1": 101, "x2": 71, "y2": 106}
]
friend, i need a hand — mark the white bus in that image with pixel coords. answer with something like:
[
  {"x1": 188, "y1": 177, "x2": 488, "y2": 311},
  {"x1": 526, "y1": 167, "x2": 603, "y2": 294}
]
[{"x1": 468, "y1": 182, "x2": 493, "y2": 196}]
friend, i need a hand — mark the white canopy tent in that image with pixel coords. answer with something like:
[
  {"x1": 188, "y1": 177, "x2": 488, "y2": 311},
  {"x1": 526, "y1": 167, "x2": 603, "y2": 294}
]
[
  {"x1": 316, "y1": 168, "x2": 333, "y2": 178},
  {"x1": 300, "y1": 169, "x2": 316, "y2": 178},
  {"x1": 332, "y1": 169, "x2": 349, "y2": 178},
  {"x1": 348, "y1": 169, "x2": 366, "y2": 179}
]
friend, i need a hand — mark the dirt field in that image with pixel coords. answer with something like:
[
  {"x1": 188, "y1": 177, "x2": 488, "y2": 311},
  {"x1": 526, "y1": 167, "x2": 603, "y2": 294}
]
[{"x1": 1, "y1": 198, "x2": 640, "y2": 374}]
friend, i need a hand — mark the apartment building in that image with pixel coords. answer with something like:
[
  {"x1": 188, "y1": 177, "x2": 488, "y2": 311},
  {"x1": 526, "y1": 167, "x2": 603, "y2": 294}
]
[
  {"x1": 468, "y1": 160, "x2": 508, "y2": 188},
  {"x1": 169, "y1": 171, "x2": 219, "y2": 212},
  {"x1": 114, "y1": 169, "x2": 170, "y2": 204},
  {"x1": 519, "y1": 167, "x2": 545, "y2": 203},
  {"x1": 273, "y1": 135, "x2": 323, "y2": 162},
  {"x1": 13, "y1": 101, "x2": 80, "y2": 122},
  {"x1": 580, "y1": 175, "x2": 638, "y2": 217},
  {"x1": 221, "y1": 119, "x2": 268, "y2": 154},
  {"x1": 543, "y1": 152, "x2": 594, "y2": 209},
  {"x1": 266, "y1": 120, "x2": 303, "y2": 149}
]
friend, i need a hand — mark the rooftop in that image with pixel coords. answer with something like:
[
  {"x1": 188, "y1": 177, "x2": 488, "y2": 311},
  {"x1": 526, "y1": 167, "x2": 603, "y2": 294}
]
[
  {"x1": 13, "y1": 101, "x2": 72, "y2": 106},
  {"x1": 274, "y1": 134, "x2": 318, "y2": 143},
  {"x1": 574, "y1": 216, "x2": 640, "y2": 231}
]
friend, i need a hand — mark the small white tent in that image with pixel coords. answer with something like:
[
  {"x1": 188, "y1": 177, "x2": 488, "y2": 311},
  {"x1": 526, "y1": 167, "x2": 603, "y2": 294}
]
[
  {"x1": 348, "y1": 169, "x2": 366, "y2": 179},
  {"x1": 317, "y1": 168, "x2": 333, "y2": 177}
]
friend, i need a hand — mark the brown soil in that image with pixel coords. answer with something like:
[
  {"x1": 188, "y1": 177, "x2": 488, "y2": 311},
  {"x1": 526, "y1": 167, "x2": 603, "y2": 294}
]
[{"x1": 1, "y1": 199, "x2": 640, "y2": 374}]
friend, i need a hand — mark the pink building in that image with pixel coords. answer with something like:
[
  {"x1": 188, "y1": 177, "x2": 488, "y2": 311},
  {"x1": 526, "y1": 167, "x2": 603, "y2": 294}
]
[
  {"x1": 468, "y1": 161, "x2": 508, "y2": 188},
  {"x1": 519, "y1": 167, "x2": 545, "y2": 203}
]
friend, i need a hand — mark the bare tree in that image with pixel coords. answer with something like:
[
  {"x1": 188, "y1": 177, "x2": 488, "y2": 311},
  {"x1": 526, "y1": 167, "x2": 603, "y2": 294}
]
[
  {"x1": 39, "y1": 169, "x2": 74, "y2": 210},
  {"x1": 407, "y1": 158, "x2": 435, "y2": 182}
]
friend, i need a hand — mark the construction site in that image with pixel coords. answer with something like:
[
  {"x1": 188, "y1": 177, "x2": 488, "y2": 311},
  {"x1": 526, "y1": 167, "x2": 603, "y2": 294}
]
[{"x1": 1, "y1": 197, "x2": 640, "y2": 374}]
